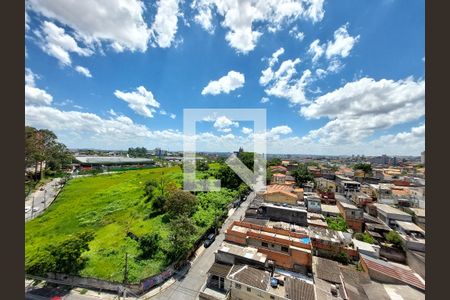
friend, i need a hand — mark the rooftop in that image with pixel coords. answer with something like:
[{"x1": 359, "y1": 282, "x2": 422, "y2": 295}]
[
  {"x1": 360, "y1": 254, "x2": 425, "y2": 291},
  {"x1": 395, "y1": 221, "x2": 425, "y2": 234},
  {"x1": 218, "y1": 242, "x2": 267, "y2": 264},
  {"x1": 75, "y1": 156, "x2": 153, "y2": 164},
  {"x1": 373, "y1": 203, "x2": 411, "y2": 216},
  {"x1": 321, "y1": 204, "x2": 341, "y2": 215},
  {"x1": 228, "y1": 264, "x2": 269, "y2": 290}
]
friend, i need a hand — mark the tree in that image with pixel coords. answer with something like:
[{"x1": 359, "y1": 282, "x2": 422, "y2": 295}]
[
  {"x1": 25, "y1": 127, "x2": 73, "y2": 180},
  {"x1": 385, "y1": 231, "x2": 403, "y2": 249},
  {"x1": 353, "y1": 163, "x2": 373, "y2": 177},
  {"x1": 326, "y1": 216, "x2": 348, "y2": 231},
  {"x1": 196, "y1": 160, "x2": 209, "y2": 171},
  {"x1": 267, "y1": 158, "x2": 282, "y2": 167},
  {"x1": 164, "y1": 189, "x2": 197, "y2": 217},
  {"x1": 138, "y1": 233, "x2": 160, "y2": 259},
  {"x1": 336, "y1": 252, "x2": 351, "y2": 265},
  {"x1": 26, "y1": 231, "x2": 95, "y2": 276},
  {"x1": 167, "y1": 215, "x2": 197, "y2": 260},
  {"x1": 128, "y1": 147, "x2": 148, "y2": 158},
  {"x1": 50, "y1": 231, "x2": 95, "y2": 274},
  {"x1": 292, "y1": 164, "x2": 315, "y2": 187}
]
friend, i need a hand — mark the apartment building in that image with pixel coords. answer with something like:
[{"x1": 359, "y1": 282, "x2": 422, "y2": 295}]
[{"x1": 336, "y1": 200, "x2": 364, "y2": 233}]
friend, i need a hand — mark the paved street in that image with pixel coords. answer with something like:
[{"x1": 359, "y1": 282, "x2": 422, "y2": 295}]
[
  {"x1": 25, "y1": 178, "x2": 64, "y2": 221},
  {"x1": 151, "y1": 191, "x2": 254, "y2": 300}
]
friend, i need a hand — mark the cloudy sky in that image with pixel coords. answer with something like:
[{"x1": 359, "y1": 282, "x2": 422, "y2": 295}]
[{"x1": 25, "y1": 0, "x2": 425, "y2": 155}]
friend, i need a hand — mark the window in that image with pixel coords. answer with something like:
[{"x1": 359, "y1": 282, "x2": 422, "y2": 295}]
[
  {"x1": 270, "y1": 296, "x2": 275, "y2": 299},
  {"x1": 281, "y1": 246, "x2": 289, "y2": 252},
  {"x1": 247, "y1": 287, "x2": 252, "y2": 292},
  {"x1": 235, "y1": 283, "x2": 241, "y2": 289},
  {"x1": 262, "y1": 242, "x2": 268, "y2": 247}
]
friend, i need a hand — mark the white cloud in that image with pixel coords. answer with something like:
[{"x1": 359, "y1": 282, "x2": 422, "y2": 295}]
[
  {"x1": 25, "y1": 68, "x2": 53, "y2": 106},
  {"x1": 151, "y1": 0, "x2": 180, "y2": 48},
  {"x1": 108, "y1": 109, "x2": 118, "y2": 116},
  {"x1": 308, "y1": 39, "x2": 324, "y2": 63},
  {"x1": 159, "y1": 109, "x2": 167, "y2": 115},
  {"x1": 192, "y1": 0, "x2": 325, "y2": 53},
  {"x1": 191, "y1": 0, "x2": 215, "y2": 33},
  {"x1": 270, "y1": 125, "x2": 292, "y2": 135},
  {"x1": 242, "y1": 127, "x2": 253, "y2": 134},
  {"x1": 260, "y1": 97, "x2": 270, "y2": 103},
  {"x1": 28, "y1": 0, "x2": 150, "y2": 52},
  {"x1": 300, "y1": 77, "x2": 425, "y2": 144},
  {"x1": 325, "y1": 24, "x2": 360, "y2": 59},
  {"x1": 25, "y1": 85, "x2": 53, "y2": 106},
  {"x1": 36, "y1": 21, "x2": 94, "y2": 66},
  {"x1": 25, "y1": 68, "x2": 37, "y2": 86},
  {"x1": 170, "y1": 113, "x2": 176, "y2": 119},
  {"x1": 213, "y1": 115, "x2": 239, "y2": 132},
  {"x1": 289, "y1": 26, "x2": 305, "y2": 41},
  {"x1": 201, "y1": 71, "x2": 245, "y2": 95},
  {"x1": 75, "y1": 65, "x2": 92, "y2": 78},
  {"x1": 260, "y1": 48, "x2": 313, "y2": 105},
  {"x1": 315, "y1": 68, "x2": 326, "y2": 78},
  {"x1": 114, "y1": 86, "x2": 160, "y2": 118}
]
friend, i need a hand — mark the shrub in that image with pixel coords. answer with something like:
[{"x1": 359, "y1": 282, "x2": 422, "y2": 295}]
[
  {"x1": 326, "y1": 216, "x2": 348, "y2": 231},
  {"x1": 354, "y1": 232, "x2": 375, "y2": 244},
  {"x1": 385, "y1": 231, "x2": 403, "y2": 248}
]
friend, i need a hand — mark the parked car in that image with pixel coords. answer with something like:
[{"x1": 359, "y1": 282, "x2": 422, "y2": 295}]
[
  {"x1": 25, "y1": 206, "x2": 31, "y2": 213},
  {"x1": 32, "y1": 207, "x2": 39, "y2": 212},
  {"x1": 204, "y1": 233, "x2": 216, "y2": 248}
]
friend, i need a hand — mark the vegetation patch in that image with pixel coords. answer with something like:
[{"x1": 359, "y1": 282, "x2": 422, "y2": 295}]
[{"x1": 25, "y1": 167, "x2": 238, "y2": 283}]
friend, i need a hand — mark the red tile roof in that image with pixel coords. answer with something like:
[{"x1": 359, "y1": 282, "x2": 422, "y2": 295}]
[{"x1": 360, "y1": 254, "x2": 425, "y2": 291}]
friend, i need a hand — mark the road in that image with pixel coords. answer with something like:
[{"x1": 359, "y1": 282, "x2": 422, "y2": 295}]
[
  {"x1": 152, "y1": 191, "x2": 254, "y2": 300},
  {"x1": 25, "y1": 178, "x2": 64, "y2": 221}
]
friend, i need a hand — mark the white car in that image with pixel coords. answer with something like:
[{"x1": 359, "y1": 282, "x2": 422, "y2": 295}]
[
  {"x1": 25, "y1": 206, "x2": 31, "y2": 213},
  {"x1": 32, "y1": 207, "x2": 39, "y2": 212}
]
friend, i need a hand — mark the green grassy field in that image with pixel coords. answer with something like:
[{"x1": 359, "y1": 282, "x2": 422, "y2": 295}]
[{"x1": 25, "y1": 166, "x2": 237, "y2": 283}]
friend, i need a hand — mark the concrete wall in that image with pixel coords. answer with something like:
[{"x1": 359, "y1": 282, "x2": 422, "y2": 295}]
[
  {"x1": 406, "y1": 250, "x2": 425, "y2": 279},
  {"x1": 264, "y1": 193, "x2": 298, "y2": 205}
]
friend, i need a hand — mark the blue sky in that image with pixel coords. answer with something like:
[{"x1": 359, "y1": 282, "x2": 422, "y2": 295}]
[{"x1": 25, "y1": 0, "x2": 425, "y2": 155}]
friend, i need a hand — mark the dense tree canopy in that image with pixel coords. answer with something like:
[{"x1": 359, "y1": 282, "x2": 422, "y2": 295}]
[
  {"x1": 292, "y1": 164, "x2": 315, "y2": 187},
  {"x1": 25, "y1": 126, "x2": 74, "y2": 180},
  {"x1": 167, "y1": 215, "x2": 197, "y2": 260},
  {"x1": 164, "y1": 189, "x2": 197, "y2": 217},
  {"x1": 128, "y1": 147, "x2": 148, "y2": 158}
]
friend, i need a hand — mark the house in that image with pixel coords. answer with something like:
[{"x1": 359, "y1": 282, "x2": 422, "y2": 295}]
[
  {"x1": 199, "y1": 262, "x2": 233, "y2": 300},
  {"x1": 395, "y1": 221, "x2": 425, "y2": 252},
  {"x1": 271, "y1": 173, "x2": 296, "y2": 185},
  {"x1": 320, "y1": 205, "x2": 341, "y2": 218},
  {"x1": 224, "y1": 221, "x2": 312, "y2": 273},
  {"x1": 308, "y1": 227, "x2": 358, "y2": 261},
  {"x1": 373, "y1": 204, "x2": 412, "y2": 229},
  {"x1": 259, "y1": 203, "x2": 308, "y2": 226},
  {"x1": 263, "y1": 185, "x2": 304, "y2": 205},
  {"x1": 359, "y1": 253, "x2": 425, "y2": 291},
  {"x1": 335, "y1": 175, "x2": 361, "y2": 195},
  {"x1": 351, "y1": 192, "x2": 373, "y2": 207},
  {"x1": 307, "y1": 213, "x2": 328, "y2": 228},
  {"x1": 270, "y1": 165, "x2": 288, "y2": 174},
  {"x1": 216, "y1": 241, "x2": 268, "y2": 268},
  {"x1": 227, "y1": 264, "x2": 316, "y2": 300},
  {"x1": 312, "y1": 257, "x2": 346, "y2": 300},
  {"x1": 304, "y1": 194, "x2": 321, "y2": 213},
  {"x1": 405, "y1": 207, "x2": 425, "y2": 230},
  {"x1": 352, "y1": 239, "x2": 380, "y2": 258},
  {"x1": 336, "y1": 200, "x2": 364, "y2": 233}
]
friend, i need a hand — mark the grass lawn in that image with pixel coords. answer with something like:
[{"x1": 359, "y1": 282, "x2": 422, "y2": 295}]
[{"x1": 25, "y1": 166, "x2": 237, "y2": 283}]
